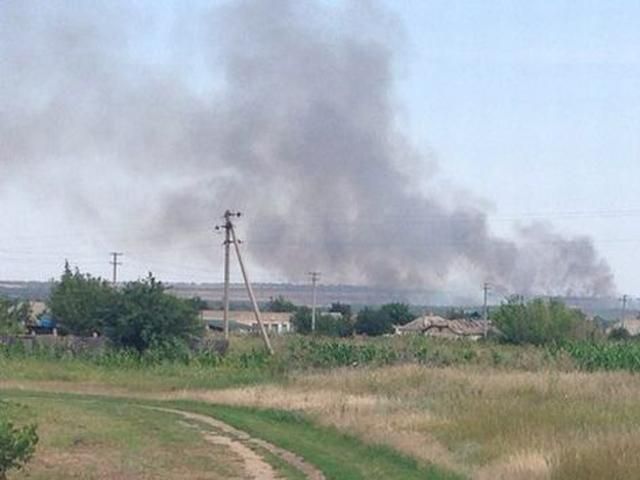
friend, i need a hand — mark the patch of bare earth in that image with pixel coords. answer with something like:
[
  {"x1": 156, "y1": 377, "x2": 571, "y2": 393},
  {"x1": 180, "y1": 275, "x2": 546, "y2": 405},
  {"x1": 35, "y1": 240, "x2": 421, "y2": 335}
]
[{"x1": 155, "y1": 407, "x2": 326, "y2": 480}]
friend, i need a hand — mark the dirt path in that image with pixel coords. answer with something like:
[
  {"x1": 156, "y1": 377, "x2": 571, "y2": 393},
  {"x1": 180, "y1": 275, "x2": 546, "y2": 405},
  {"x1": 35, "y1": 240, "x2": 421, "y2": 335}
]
[{"x1": 153, "y1": 407, "x2": 326, "y2": 480}]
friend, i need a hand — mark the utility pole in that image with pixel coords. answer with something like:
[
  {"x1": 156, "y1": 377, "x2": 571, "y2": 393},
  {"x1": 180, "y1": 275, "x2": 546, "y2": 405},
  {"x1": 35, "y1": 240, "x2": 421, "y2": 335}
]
[
  {"x1": 308, "y1": 271, "x2": 320, "y2": 332},
  {"x1": 110, "y1": 252, "x2": 123, "y2": 285},
  {"x1": 621, "y1": 294, "x2": 629, "y2": 321},
  {"x1": 215, "y1": 211, "x2": 234, "y2": 340},
  {"x1": 217, "y1": 211, "x2": 273, "y2": 354},
  {"x1": 482, "y1": 282, "x2": 490, "y2": 338}
]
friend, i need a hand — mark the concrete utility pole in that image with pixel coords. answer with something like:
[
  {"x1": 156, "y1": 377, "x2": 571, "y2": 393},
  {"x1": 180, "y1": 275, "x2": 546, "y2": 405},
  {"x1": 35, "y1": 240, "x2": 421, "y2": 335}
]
[
  {"x1": 621, "y1": 294, "x2": 629, "y2": 321},
  {"x1": 216, "y1": 210, "x2": 234, "y2": 340},
  {"x1": 482, "y1": 282, "x2": 490, "y2": 338},
  {"x1": 110, "y1": 252, "x2": 123, "y2": 285},
  {"x1": 217, "y1": 211, "x2": 273, "y2": 354},
  {"x1": 308, "y1": 271, "x2": 320, "y2": 332}
]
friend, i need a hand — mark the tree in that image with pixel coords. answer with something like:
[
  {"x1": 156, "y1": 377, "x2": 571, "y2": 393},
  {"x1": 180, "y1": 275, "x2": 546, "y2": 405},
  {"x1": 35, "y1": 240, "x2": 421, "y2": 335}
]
[
  {"x1": 354, "y1": 307, "x2": 394, "y2": 336},
  {"x1": 492, "y1": 297, "x2": 591, "y2": 345},
  {"x1": 0, "y1": 298, "x2": 30, "y2": 335},
  {"x1": 266, "y1": 296, "x2": 297, "y2": 313},
  {"x1": 380, "y1": 303, "x2": 415, "y2": 325},
  {"x1": 329, "y1": 302, "x2": 352, "y2": 319},
  {"x1": 48, "y1": 262, "x2": 115, "y2": 335},
  {"x1": 291, "y1": 306, "x2": 312, "y2": 334},
  {"x1": 103, "y1": 274, "x2": 202, "y2": 352},
  {"x1": 0, "y1": 412, "x2": 38, "y2": 480}
]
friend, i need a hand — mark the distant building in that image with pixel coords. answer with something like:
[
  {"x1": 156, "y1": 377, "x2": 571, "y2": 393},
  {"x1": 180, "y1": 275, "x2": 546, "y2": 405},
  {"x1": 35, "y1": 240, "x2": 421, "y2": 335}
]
[
  {"x1": 394, "y1": 314, "x2": 489, "y2": 340},
  {"x1": 200, "y1": 310, "x2": 293, "y2": 334}
]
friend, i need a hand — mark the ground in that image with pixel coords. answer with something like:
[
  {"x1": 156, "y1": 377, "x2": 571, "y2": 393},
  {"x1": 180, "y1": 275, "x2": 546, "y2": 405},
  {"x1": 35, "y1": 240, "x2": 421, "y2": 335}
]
[{"x1": 3, "y1": 336, "x2": 640, "y2": 479}]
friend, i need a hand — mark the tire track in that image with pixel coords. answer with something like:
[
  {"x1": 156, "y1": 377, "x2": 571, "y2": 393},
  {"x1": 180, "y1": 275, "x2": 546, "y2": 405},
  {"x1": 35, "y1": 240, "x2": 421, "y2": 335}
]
[{"x1": 151, "y1": 407, "x2": 326, "y2": 480}]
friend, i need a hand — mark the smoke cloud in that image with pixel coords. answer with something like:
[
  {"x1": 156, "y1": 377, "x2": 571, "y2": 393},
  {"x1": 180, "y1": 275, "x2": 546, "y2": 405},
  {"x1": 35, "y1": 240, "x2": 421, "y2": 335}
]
[{"x1": 0, "y1": 0, "x2": 615, "y2": 296}]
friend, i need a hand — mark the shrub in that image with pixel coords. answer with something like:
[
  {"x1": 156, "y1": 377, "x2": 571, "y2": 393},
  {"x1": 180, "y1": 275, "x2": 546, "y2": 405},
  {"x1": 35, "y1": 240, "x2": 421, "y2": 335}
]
[
  {"x1": 608, "y1": 327, "x2": 631, "y2": 341},
  {"x1": 0, "y1": 404, "x2": 38, "y2": 480}
]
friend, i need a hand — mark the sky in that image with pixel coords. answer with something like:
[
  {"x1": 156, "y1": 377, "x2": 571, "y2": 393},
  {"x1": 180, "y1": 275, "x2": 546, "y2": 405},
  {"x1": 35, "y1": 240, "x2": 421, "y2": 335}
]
[
  {"x1": 1, "y1": 0, "x2": 638, "y2": 300},
  {"x1": 390, "y1": 0, "x2": 640, "y2": 295}
]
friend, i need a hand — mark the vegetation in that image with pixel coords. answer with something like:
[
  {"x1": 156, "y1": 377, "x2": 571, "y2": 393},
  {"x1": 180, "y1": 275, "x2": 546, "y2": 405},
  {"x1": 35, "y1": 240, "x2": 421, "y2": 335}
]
[
  {"x1": 48, "y1": 265, "x2": 202, "y2": 352},
  {"x1": 353, "y1": 303, "x2": 416, "y2": 336},
  {"x1": 0, "y1": 298, "x2": 29, "y2": 336},
  {"x1": 102, "y1": 275, "x2": 202, "y2": 352},
  {"x1": 0, "y1": 395, "x2": 246, "y2": 480},
  {"x1": 0, "y1": 402, "x2": 38, "y2": 480},
  {"x1": 4, "y1": 291, "x2": 640, "y2": 480},
  {"x1": 0, "y1": 391, "x2": 460, "y2": 480},
  {"x1": 48, "y1": 262, "x2": 115, "y2": 336},
  {"x1": 178, "y1": 401, "x2": 462, "y2": 480},
  {"x1": 291, "y1": 307, "x2": 354, "y2": 337},
  {"x1": 266, "y1": 296, "x2": 298, "y2": 313},
  {"x1": 491, "y1": 297, "x2": 596, "y2": 345}
]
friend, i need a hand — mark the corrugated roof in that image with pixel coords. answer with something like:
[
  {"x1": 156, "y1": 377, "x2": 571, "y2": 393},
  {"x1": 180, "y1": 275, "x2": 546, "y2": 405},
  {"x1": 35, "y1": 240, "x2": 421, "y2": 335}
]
[{"x1": 396, "y1": 315, "x2": 487, "y2": 336}]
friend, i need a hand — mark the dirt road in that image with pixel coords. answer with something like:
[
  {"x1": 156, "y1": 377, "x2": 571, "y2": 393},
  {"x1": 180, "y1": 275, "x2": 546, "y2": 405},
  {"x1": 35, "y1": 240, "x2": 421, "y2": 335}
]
[{"x1": 153, "y1": 407, "x2": 326, "y2": 480}]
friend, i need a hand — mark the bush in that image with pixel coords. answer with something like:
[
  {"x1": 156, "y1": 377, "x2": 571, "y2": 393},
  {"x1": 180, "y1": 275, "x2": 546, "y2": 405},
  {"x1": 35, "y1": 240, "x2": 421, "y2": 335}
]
[
  {"x1": 103, "y1": 275, "x2": 203, "y2": 352},
  {"x1": 492, "y1": 297, "x2": 592, "y2": 345},
  {"x1": 0, "y1": 404, "x2": 38, "y2": 479},
  {"x1": 608, "y1": 327, "x2": 631, "y2": 341}
]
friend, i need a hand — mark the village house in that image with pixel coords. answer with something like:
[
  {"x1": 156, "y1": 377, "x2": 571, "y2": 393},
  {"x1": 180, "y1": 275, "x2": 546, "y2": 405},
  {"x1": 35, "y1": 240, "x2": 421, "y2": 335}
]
[{"x1": 394, "y1": 314, "x2": 489, "y2": 340}]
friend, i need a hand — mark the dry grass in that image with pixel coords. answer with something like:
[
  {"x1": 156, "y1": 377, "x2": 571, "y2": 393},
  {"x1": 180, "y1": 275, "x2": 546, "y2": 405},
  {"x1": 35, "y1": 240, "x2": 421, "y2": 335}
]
[
  {"x1": 158, "y1": 365, "x2": 640, "y2": 479},
  {"x1": 5, "y1": 363, "x2": 640, "y2": 478},
  {"x1": 5, "y1": 396, "x2": 244, "y2": 480}
]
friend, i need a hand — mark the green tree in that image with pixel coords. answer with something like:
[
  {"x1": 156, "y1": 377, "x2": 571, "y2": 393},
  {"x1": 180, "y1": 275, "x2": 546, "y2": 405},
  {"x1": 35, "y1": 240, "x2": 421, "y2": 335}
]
[
  {"x1": 266, "y1": 296, "x2": 297, "y2": 313},
  {"x1": 354, "y1": 307, "x2": 394, "y2": 336},
  {"x1": 0, "y1": 403, "x2": 38, "y2": 480},
  {"x1": 380, "y1": 303, "x2": 415, "y2": 326},
  {"x1": 329, "y1": 302, "x2": 352, "y2": 319},
  {"x1": 492, "y1": 297, "x2": 591, "y2": 345},
  {"x1": 0, "y1": 298, "x2": 30, "y2": 335},
  {"x1": 48, "y1": 262, "x2": 115, "y2": 335},
  {"x1": 291, "y1": 306, "x2": 312, "y2": 334},
  {"x1": 103, "y1": 274, "x2": 202, "y2": 352}
]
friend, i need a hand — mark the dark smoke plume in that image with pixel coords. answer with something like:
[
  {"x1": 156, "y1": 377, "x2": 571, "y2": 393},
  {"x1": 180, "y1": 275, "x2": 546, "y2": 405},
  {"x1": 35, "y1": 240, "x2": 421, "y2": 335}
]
[{"x1": 0, "y1": 0, "x2": 614, "y2": 296}]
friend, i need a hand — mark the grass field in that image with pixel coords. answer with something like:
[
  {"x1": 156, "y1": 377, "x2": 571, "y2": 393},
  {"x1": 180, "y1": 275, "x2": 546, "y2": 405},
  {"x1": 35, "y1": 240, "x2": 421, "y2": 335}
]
[
  {"x1": 0, "y1": 390, "x2": 459, "y2": 480},
  {"x1": 3, "y1": 335, "x2": 640, "y2": 479}
]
